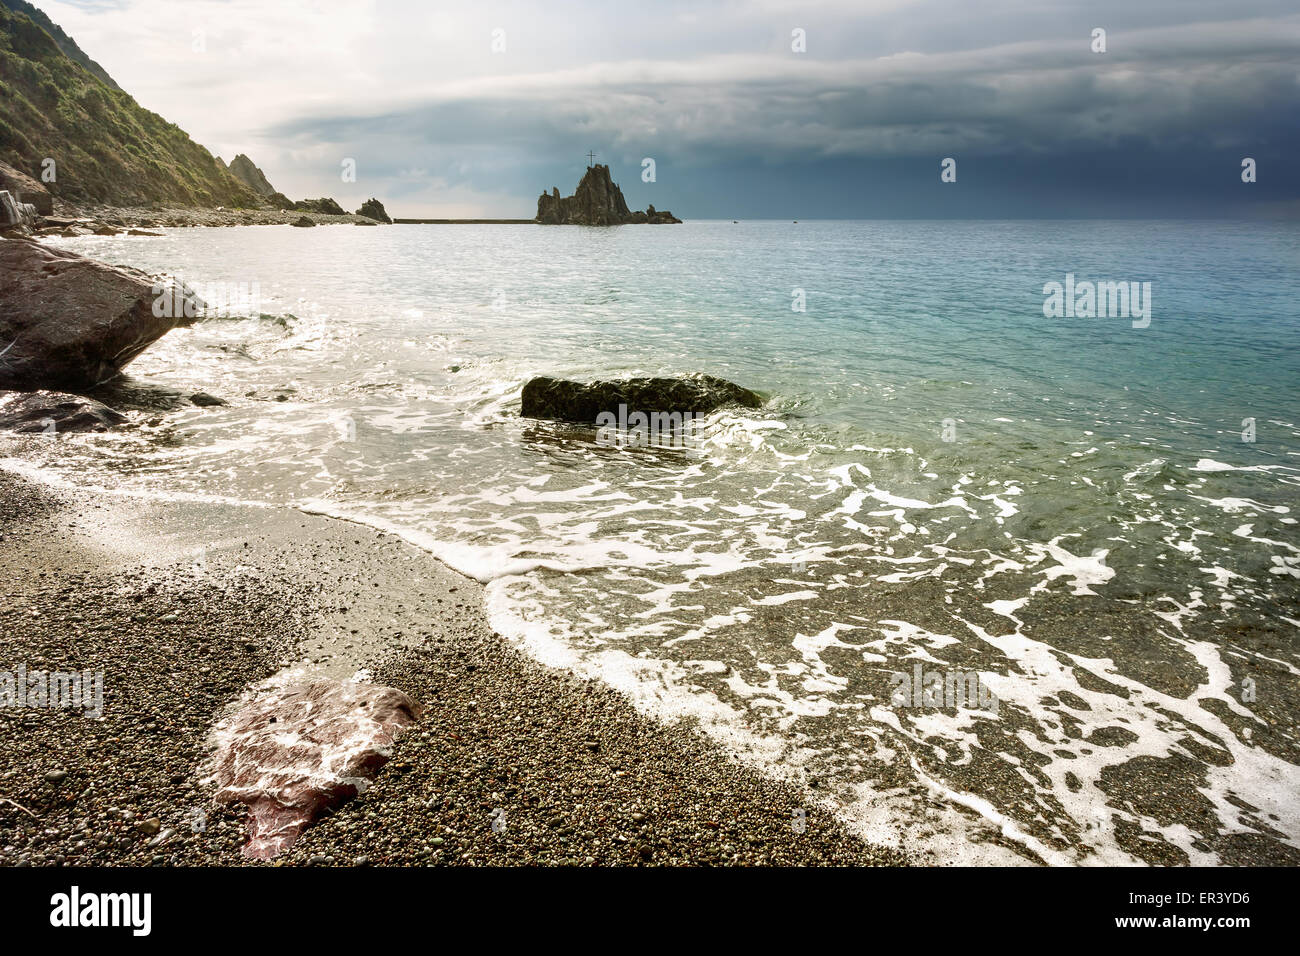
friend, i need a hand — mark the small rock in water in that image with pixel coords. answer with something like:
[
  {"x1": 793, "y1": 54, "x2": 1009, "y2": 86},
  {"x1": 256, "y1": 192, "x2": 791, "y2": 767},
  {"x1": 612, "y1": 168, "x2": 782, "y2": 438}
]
[{"x1": 520, "y1": 373, "x2": 762, "y2": 425}]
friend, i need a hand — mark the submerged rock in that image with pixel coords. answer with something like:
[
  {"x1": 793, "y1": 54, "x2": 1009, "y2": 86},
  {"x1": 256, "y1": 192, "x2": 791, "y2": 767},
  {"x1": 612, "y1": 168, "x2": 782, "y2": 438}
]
[
  {"x1": 520, "y1": 373, "x2": 762, "y2": 424},
  {"x1": 0, "y1": 238, "x2": 200, "y2": 391},
  {"x1": 206, "y1": 680, "x2": 421, "y2": 859},
  {"x1": 0, "y1": 389, "x2": 126, "y2": 433}
]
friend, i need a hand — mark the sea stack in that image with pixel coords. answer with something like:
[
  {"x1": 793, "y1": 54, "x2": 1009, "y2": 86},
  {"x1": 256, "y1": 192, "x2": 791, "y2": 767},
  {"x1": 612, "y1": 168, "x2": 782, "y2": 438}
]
[{"x1": 536, "y1": 164, "x2": 681, "y2": 225}]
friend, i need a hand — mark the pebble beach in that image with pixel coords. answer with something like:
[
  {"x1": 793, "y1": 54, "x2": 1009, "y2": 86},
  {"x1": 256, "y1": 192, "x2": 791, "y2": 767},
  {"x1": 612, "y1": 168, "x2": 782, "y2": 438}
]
[{"x1": 0, "y1": 468, "x2": 907, "y2": 866}]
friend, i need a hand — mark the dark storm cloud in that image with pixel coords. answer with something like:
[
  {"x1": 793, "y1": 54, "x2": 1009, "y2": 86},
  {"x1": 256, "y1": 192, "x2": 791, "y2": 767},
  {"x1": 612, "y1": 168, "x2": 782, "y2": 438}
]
[{"x1": 43, "y1": 0, "x2": 1300, "y2": 216}]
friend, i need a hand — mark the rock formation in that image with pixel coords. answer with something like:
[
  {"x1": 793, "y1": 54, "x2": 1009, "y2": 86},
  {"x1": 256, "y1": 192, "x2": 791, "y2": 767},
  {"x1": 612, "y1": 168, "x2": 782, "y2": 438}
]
[
  {"x1": 0, "y1": 161, "x2": 53, "y2": 216},
  {"x1": 226, "y1": 154, "x2": 277, "y2": 198},
  {"x1": 294, "y1": 197, "x2": 346, "y2": 216},
  {"x1": 0, "y1": 189, "x2": 37, "y2": 230},
  {"x1": 0, "y1": 237, "x2": 201, "y2": 391},
  {"x1": 0, "y1": 389, "x2": 126, "y2": 432},
  {"x1": 520, "y1": 374, "x2": 762, "y2": 424},
  {"x1": 355, "y1": 197, "x2": 391, "y2": 223},
  {"x1": 222, "y1": 154, "x2": 294, "y2": 209},
  {"x1": 206, "y1": 680, "x2": 421, "y2": 859},
  {"x1": 536, "y1": 165, "x2": 681, "y2": 225}
]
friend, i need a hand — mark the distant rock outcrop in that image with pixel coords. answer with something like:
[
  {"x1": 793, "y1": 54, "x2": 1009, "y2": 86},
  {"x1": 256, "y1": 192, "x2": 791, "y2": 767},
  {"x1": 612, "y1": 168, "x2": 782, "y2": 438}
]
[
  {"x1": 536, "y1": 165, "x2": 681, "y2": 225},
  {"x1": 226, "y1": 154, "x2": 277, "y2": 198},
  {"x1": 521, "y1": 374, "x2": 761, "y2": 424},
  {"x1": 355, "y1": 197, "x2": 391, "y2": 223},
  {"x1": 220, "y1": 155, "x2": 295, "y2": 209},
  {"x1": 294, "y1": 197, "x2": 346, "y2": 216}
]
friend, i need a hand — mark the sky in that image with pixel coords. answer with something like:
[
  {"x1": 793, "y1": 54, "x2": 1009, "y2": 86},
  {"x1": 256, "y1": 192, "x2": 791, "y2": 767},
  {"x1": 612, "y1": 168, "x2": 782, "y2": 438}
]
[{"x1": 31, "y1": 0, "x2": 1300, "y2": 218}]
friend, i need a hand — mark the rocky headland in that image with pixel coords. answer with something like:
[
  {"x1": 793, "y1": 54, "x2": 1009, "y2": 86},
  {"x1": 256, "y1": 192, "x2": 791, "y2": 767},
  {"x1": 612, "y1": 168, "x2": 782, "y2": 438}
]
[{"x1": 0, "y1": 4, "x2": 390, "y2": 231}]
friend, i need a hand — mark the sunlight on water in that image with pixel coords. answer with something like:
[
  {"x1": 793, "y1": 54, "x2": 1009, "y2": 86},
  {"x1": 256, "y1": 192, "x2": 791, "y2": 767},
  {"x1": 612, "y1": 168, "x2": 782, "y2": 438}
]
[{"x1": 12, "y1": 220, "x2": 1300, "y2": 864}]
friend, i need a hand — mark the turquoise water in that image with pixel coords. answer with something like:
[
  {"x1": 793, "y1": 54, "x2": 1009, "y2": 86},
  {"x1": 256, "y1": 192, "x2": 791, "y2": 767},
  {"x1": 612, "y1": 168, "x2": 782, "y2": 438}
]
[{"x1": 13, "y1": 219, "x2": 1300, "y2": 864}]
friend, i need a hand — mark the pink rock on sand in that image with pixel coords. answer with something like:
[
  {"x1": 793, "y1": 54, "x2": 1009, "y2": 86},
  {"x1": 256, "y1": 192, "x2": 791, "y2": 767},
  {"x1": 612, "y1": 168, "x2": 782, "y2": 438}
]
[{"x1": 206, "y1": 680, "x2": 421, "y2": 859}]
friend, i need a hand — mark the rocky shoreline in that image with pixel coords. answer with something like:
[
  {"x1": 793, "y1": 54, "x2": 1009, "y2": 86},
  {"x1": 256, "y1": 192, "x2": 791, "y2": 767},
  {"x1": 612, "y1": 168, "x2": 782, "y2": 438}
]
[
  {"x1": 0, "y1": 468, "x2": 907, "y2": 866},
  {"x1": 48, "y1": 201, "x2": 383, "y2": 231}
]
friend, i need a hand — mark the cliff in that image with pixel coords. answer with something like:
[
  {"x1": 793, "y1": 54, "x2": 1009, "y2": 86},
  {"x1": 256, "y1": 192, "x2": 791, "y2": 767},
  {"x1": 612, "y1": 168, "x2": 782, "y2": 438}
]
[
  {"x1": 0, "y1": 2, "x2": 259, "y2": 207},
  {"x1": 0, "y1": 0, "x2": 119, "y2": 91},
  {"x1": 536, "y1": 164, "x2": 681, "y2": 225}
]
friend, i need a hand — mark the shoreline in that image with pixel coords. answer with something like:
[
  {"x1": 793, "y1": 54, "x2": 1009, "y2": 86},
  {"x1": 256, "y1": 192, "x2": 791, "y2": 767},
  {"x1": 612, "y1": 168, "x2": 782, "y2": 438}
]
[
  {"x1": 0, "y1": 465, "x2": 908, "y2": 866},
  {"x1": 51, "y1": 202, "x2": 380, "y2": 230}
]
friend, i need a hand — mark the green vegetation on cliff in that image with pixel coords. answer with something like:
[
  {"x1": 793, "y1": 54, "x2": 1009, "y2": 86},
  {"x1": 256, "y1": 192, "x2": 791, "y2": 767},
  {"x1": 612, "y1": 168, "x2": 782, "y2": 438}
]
[{"x1": 0, "y1": 1, "x2": 258, "y2": 207}]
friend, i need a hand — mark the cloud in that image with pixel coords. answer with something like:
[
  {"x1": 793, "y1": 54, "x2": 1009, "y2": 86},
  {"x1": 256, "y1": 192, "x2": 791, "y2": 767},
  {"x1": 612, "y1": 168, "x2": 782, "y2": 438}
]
[{"x1": 29, "y1": 0, "x2": 1300, "y2": 216}]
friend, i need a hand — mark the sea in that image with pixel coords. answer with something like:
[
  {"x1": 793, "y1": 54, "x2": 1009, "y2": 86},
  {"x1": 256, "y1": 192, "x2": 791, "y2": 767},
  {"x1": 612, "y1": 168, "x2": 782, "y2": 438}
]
[{"x1": 9, "y1": 219, "x2": 1300, "y2": 865}]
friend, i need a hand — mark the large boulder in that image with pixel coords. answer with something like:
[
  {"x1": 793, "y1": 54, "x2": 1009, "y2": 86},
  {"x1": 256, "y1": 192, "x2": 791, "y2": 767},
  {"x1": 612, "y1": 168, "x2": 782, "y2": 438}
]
[
  {"x1": 206, "y1": 680, "x2": 421, "y2": 859},
  {"x1": 0, "y1": 389, "x2": 126, "y2": 433},
  {"x1": 0, "y1": 161, "x2": 53, "y2": 216},
  {"x1": 520, "y1": 373, "x2": 763, "y2": 424},
  {"x1": 0, "y1": 190, "x2": 38, "y2": 230},
  {"x1": 0, "y1": 238, "x2": 200, "y2": 391}
]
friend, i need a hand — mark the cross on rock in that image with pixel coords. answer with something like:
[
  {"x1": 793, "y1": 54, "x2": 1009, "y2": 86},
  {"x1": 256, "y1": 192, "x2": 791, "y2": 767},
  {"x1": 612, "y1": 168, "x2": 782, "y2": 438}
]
[{"x1": 587, "y1": 150, "x2": 596, "y2": 167}]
